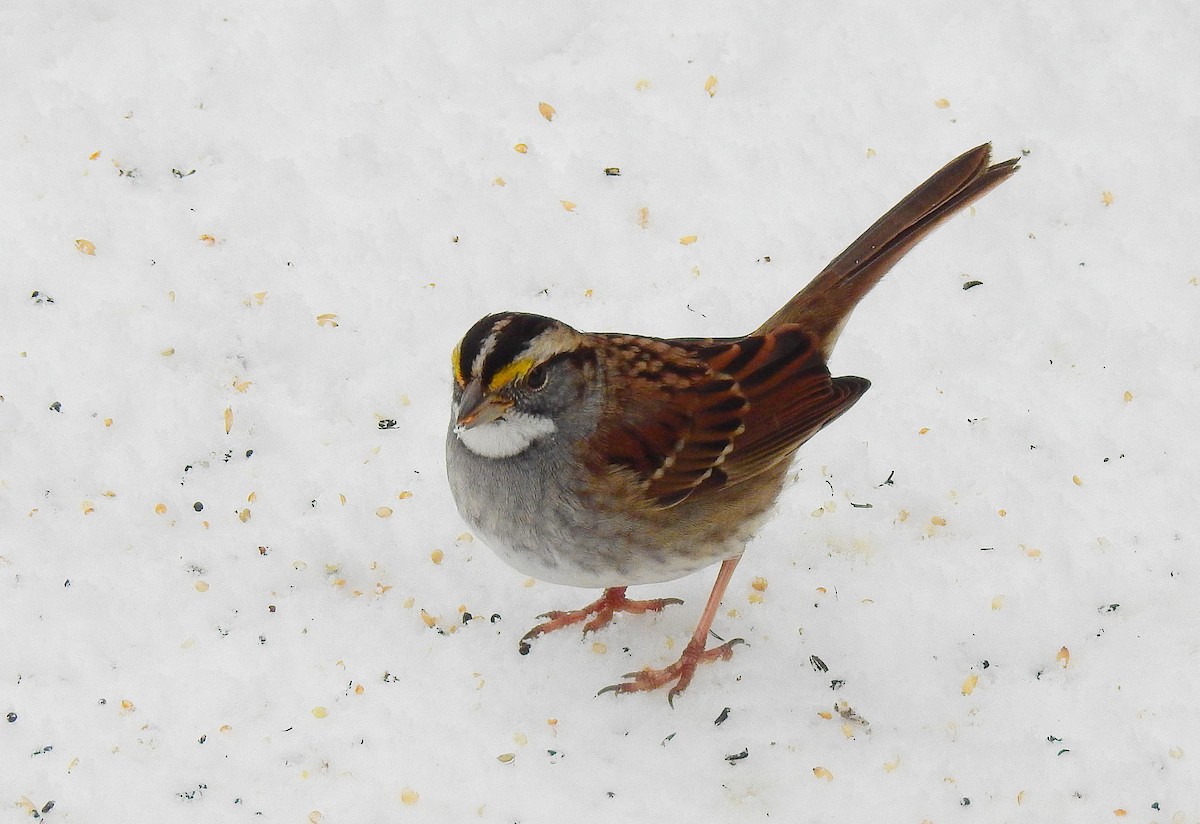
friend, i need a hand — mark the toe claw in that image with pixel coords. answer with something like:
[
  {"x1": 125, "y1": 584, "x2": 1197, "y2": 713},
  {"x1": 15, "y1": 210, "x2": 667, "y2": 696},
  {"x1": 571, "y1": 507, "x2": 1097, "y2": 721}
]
[{"x1": 517, "y1": 629, "x2": 543, "y2": 655}]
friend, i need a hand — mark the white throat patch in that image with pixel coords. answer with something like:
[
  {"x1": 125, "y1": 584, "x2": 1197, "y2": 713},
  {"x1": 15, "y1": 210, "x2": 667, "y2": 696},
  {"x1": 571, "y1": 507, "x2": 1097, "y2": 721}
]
[{"x1": 455, "y1": 412, "x2": 556, "y2": 459}]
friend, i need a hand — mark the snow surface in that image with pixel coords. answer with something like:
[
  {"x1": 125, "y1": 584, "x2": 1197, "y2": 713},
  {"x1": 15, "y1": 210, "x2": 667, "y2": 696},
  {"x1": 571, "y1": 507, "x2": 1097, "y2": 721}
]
[{"x1": 3, "y1": 1, "x2": 1199, "y2": 822}]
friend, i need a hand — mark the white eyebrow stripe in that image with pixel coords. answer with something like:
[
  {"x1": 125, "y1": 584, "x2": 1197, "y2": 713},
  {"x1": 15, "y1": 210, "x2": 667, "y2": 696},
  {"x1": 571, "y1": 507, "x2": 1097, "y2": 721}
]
[{"x1": 520, "y1": 324, "x2": 580, "y2": 363}]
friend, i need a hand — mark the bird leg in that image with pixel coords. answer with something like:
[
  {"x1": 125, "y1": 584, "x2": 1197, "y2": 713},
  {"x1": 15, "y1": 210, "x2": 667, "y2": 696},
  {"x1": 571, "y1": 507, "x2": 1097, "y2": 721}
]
[
  {"x1": 599, "y1": 557, "x2": 744, "y2": 705},
  {"x1": 518, "y1": 586, "x2": 684, "y2": 655}
]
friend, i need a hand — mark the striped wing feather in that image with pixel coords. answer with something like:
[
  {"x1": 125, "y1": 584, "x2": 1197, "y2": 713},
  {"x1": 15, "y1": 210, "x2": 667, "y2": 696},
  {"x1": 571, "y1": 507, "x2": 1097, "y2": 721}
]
[
  {"x1": 593, "y1": 327, "x2": 868, "y2": 509},
  {"x1": 697, "y1": 326, "x2": 869, "y2": 488}
]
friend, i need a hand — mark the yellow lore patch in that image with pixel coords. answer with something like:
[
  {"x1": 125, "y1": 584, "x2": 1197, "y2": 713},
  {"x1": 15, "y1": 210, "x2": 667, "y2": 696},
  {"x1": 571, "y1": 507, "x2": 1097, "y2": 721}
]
[
  {"x1": 488, "y1": 358, "x2": 535, "y2": 392},
  {"x1": 452, "y1": 343, "x2": 464, "y2": 386}
]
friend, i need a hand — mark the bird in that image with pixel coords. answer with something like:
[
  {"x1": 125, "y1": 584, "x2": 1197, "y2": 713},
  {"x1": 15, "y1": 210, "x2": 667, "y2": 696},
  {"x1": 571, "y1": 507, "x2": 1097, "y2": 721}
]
[{"x1": 445, "y1": 143, "x2": 1019, "y2": 703}]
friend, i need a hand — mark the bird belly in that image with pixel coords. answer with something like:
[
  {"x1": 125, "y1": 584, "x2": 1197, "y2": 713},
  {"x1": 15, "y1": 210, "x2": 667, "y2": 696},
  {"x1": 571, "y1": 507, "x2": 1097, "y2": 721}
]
[{"x1": 446, "y1": 427, "x2": 777, "y2": 588}]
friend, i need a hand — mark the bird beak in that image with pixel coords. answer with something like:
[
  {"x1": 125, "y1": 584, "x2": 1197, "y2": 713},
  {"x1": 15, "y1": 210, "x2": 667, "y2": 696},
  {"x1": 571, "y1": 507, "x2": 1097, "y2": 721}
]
[{"x1": 455, "y1": 380, "x2": 513, "y2": 431}]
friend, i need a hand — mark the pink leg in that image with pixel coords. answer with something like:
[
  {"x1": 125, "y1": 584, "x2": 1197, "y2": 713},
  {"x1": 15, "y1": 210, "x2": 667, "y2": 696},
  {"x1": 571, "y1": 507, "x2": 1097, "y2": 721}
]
[
  {"x1": 599, "y1": 557, "x2": 744, "y2": 705},
  {"x1": 519, "y1": 586, "x2": 684, "y2": 655}
]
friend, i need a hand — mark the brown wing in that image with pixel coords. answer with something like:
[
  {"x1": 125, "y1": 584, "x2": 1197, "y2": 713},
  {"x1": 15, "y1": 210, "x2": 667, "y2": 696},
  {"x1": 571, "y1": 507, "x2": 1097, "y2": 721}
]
[
  {"x1": 589, "y1": 328, "x2": 867, "y2": 509},
  {"x1": 588, "y1": 334, "x2": 748, "y2": 508},
  {"x1": 698, "y1": 326, "x2": 868, "y2": 485}
]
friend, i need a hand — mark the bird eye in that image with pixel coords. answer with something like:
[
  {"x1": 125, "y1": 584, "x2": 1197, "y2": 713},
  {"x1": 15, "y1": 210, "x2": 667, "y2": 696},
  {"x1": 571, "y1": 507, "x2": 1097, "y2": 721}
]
[{"x1": 526, "y1": 364, "x2": 548, "y2": 390}]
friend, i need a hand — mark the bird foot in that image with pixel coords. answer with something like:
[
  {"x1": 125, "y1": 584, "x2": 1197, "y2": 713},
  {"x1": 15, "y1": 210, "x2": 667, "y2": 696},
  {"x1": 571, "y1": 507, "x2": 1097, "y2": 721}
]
[
  {"x1": 518, "y1": 587, "x2": 683, "y2": 655},
  {"x1": 598, "y1": 636, "x2": 745, "y2": 706}
]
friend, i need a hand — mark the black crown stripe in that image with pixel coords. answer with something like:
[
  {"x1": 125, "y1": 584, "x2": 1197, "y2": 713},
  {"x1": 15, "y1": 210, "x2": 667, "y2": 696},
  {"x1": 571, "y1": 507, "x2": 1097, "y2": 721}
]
[
  {"x1": 458, "y1": 313, "x2": 508, "y2": 383},
  {"x1": 479, "y1": 313, "x2": 556, "y2": 389}
]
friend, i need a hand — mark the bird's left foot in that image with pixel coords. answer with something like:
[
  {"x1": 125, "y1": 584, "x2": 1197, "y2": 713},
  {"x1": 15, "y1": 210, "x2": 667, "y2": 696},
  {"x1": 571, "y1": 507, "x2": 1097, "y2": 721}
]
[{"x1": 598, "y1": 635, "x2": 745, "y2": 705}]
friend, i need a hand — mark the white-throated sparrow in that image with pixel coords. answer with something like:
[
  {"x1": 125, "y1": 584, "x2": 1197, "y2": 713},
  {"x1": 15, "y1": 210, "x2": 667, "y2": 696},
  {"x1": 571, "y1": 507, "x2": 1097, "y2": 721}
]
[{"x1": 446, "y1": 144, "x2": 1018, "y2": 702}]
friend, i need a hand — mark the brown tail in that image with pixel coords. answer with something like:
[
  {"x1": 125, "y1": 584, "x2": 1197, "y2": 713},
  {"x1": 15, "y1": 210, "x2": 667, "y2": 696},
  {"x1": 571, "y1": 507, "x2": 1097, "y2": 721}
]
[{"x1": 756, "y1": 143, "x2": 1020, "y2": 357}]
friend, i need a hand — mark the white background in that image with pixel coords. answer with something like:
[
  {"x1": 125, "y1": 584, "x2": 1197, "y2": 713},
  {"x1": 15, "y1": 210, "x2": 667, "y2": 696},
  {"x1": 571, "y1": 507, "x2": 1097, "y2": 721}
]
[{"x1": 3, "y1": 1, "x2": 1198, "y2": 821}]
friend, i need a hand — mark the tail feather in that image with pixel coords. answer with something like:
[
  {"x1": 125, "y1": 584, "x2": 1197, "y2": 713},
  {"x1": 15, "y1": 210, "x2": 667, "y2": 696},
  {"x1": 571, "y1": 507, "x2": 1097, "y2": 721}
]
[{"x1": 756, "y1": 143, "x2": 1020, "y2": 356}]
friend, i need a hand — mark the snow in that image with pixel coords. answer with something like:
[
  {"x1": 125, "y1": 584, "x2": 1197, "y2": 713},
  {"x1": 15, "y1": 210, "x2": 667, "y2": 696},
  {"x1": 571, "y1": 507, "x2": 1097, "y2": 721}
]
[{"x1": 3, "y1": 1, "x2": 1198, "y2": 821}]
